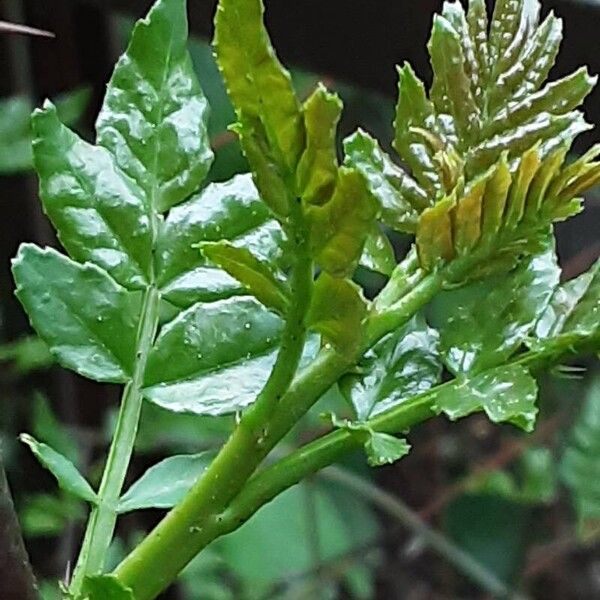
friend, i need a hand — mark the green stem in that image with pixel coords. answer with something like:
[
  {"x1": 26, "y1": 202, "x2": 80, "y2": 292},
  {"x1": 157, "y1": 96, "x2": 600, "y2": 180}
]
[
  {"x1": 115, "y1": 221, "x2": 313, "y2": 599},
  {"x1": 114, "y1": 263, "x2": 444, "y2": 599},
  {"x1": 200, "y1": 331, "x2": 596, "y2": 550},
  {"x1": 70, "y1": 285, "x2": 160, "y2": 592}
]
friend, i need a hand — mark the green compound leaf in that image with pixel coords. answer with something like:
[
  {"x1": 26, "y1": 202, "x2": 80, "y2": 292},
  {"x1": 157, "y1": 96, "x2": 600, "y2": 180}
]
[
  {"x1": 20, "y1": 434, "x2": 97, "y2": 504},
  {"x1": 429, "y1": 243, "x2": 559, "y2": 375},
  {"x1": 214, "y1": 0, "x2": 303, "y2": 188},
  {"x1": 330, "y1": 415, "x2": 411, "y2": 468},
  {"x1": 31, "y1": 103, "x2": 153, "y2": 290},
  {"x1": 307, "y1": 273, "x2": 368, "y2": 357},
  {"x1": 297, "y1": 84, "x2": 342, "y2": 206},
  {"x1": 306, "y1": 167, "x2": 378, "y2": 278},
  {"x1": 96, "y1": 0, "x2": 212, "y2": 213},
  {"x1": 81, "y1": 575, "x2": 134, "y2": 600},
  {"x1": 344, "y1": 129, "x2": 428, "y2": 234},
  {"x1": 200, "y1": 241, "x2": 289, "y2": 315},
  {"x1": 118, "y1": 453, "x2": 214, "y2": 513},
  {"x1": 12, "y1": 244, "x2": 140, "y2": 383},
  {"x1": 156, "y1": 174, "x2": 286, "y2": 309},
  {"x1": 433, "y1": 364, "x2": 539, "y2": 432},
  {"x1": 560, "y1": 379, "x2": 600, "y2": 540},
  {"x1": 143, "y1": 297, "x2": 284, "y2": 415},
  {"x1": 341, "y1": 316, "x2": 442, "y2": 421}
]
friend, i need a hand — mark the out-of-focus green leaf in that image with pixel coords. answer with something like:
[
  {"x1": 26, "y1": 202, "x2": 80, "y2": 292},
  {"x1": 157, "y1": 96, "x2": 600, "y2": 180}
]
[
  {"x1": 12, "y1": 245, "x2": 140, "y2": 383},
  {"x1": 32, "y1": 103, "x2": 153, "y2": 290},
  {"x1": 562, "y1": 259, "x2": 600, "y2": 336},
  {"x1": 534, "y1": 263, "x2": 595, "y2": 340},
  {"x1": 215, "y1": 480, "x2": 380, "y2": 598},
  {"x1": 0, "y1": 88, "x2": 90, "y2": 175},
  {"x1": 341, "y1": 316, "x2": 441, "y2": 421},
  {"x1": 444, "y1": 494, "x2": 529, "y2": 585},
  {"x1": 81, "y1": 575, "x2": 134, "y2": 600},
  {"x1": 433, "y1": 364, "x2": 538, "y2": 432},
  {"x1": 307, "y1": 273, "x2": 367, "y2": 356},
  {"x1": 96, "y1": 0, "x2": 212, "y2": 213},
  {"x1": 200, "y1": 241, "x2": 289, "y2": 315},
  {"x1": 343, "y1": 129, "x2": 428, "y2": 233},
  {"x1": 156, "y1": 174, "x2": 285, "y2": 309},
  {"x1": 0, "y1": 336, "x2": 53, "y2": 374},
  {"x1": 20, "y1": 434, "x2": 97, "y2": 504},
  {"x1": 429, "y1": 243, "x2": 559, "y2": 374},
  {"x1": 118, "y1": 453, "x2": 214, "y2": 513},
  {"x1": 297, "y1": 84, "x2": 341, "y2": 206},
  {"x1": 32, "y1": 394, "x2": 80, "y2": 467},
  {"x1": 518, "y1": 447, "x2": 557, "y2": 504},
  {"x1": 560, "y1": 379, "x2": 600, "y2": 540},
  {"x1": 143, "y1": 297, "x2": 283, "y2": 415},
  {"x1": 20, "y1": 493, "x2": 85, "y2": 538},
  {"x1": 306, "y1": 167, "x2": 378, "y2": 278}
]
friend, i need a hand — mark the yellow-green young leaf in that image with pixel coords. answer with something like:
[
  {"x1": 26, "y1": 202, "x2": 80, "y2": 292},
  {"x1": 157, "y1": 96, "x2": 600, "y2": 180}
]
[
  {"x1": 96, "y1": 0, "x2": 212, "y2": 213},
  {"x1": 504, "y1": 143, "x2": 542, "y2": 229},
  {"x1": 428, "y1": 14, "x2": 480, "y2": 146},
  {"x1": 297, "y1": 84, "x2": 342, "y2": 206},
  {"x1": 200, "y1": 241, "x2": 289, "y2": 315},
  {"x1": 214, "y1": 0, "x2": 304, "y2": 175},
  {"x1": 307, "y1": 273, "x2": 368, "y2": 356},
  {"x1": 343, "y1": 129, "x2": 428, "y2": 233},
  {"x1": 391, "y1": 0, "x2": 596, "y2": 191},
  {"x1": 416, "y1": 196, "x2": 455, "y2": 271},
  {"x1": 360, "y1": 226, "x2": 396, "y2": 276},
  {"x1": 394, "y1": 63, "x2": 440, "y2": 195},
  {"x1": 466, "y1": 0, "x2": 490, "y2": 98},
  {"x1": 20, "y1": 434, "x2": 97, "y2": 504},
  {"x1": 232, "y1": 114, "x2": 292, "y2": 219},
  {"x1": 82, "y1": 575, "x2": 134, "y2": 600},
  {"x1": 12, "y1": 244, "x2": 140, "y2": 383},
  {"x1": 480, "y1": 154, "x2": 512, "y2": 243},
  {"x1": 433, "y1": 364, "x2": 539, "y2": 432},
  {"x1": 31, "y1": 102, "x2": 153, "y2": 290},
  {"x1": 453, "y1": 177, "x2": 484, "y2": 255},
  {"x1": 306, "y1": 168, "x2": 378, "y2": 278}
]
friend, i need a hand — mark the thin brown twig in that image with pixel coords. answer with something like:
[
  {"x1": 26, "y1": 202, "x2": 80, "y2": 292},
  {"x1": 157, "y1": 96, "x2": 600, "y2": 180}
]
[{"x1": 0, "y1": 20, "x2": 54, "y2": 38}]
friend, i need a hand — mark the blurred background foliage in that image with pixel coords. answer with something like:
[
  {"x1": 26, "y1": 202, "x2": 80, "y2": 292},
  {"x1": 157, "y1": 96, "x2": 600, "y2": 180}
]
[{"x1": 0, "y1": 1, "x2": 599, "y2": 598}]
